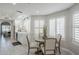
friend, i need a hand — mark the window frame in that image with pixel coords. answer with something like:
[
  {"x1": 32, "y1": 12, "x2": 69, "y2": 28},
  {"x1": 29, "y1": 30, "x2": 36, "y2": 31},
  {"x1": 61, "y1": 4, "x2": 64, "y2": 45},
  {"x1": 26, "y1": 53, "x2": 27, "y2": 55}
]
[
  {"x1": 72, "y1": 13, "x2": 79, "y2": 42},
  {"x1": 34, "y1": 19, "x2": 45, "y2": 39},
  {"x1": 49, "y1": 16, "x2": 65, "y2": 39}
]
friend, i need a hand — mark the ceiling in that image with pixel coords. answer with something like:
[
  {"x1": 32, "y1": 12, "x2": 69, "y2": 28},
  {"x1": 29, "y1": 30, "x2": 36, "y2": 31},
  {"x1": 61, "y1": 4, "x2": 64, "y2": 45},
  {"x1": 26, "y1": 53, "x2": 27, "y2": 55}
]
[{"x1": 0, "y1": 3, "x2": 74, "y2": 19}]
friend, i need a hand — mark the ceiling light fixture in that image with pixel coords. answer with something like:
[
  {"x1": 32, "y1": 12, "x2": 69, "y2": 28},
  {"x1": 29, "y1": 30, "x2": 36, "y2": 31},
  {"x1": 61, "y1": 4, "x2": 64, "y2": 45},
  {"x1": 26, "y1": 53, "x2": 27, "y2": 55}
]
[
  {"x1": 12, "y1": 3, "x2": 16, "y2": 5},
  {"x1": 17, "y1": 10, "x2": 23, "y2": 13}
]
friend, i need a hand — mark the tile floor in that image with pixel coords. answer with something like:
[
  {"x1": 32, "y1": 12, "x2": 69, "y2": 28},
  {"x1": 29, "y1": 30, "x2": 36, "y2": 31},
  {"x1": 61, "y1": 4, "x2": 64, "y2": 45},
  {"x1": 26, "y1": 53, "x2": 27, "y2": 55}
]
[{"x1": 0, "y1": 35, "x2": 74, "y2": 55}]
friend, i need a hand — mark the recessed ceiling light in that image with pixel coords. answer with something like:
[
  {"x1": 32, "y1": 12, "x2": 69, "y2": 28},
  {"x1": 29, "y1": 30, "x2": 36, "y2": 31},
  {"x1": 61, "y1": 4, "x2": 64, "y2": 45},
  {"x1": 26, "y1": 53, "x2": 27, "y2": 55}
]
[{"x1": 12, "y1": 3, "x2": 16, "y2": 5}]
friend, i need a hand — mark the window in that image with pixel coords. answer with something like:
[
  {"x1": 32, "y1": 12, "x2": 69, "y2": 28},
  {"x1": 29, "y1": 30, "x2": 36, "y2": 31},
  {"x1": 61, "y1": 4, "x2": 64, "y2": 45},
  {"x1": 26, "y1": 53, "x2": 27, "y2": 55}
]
[
  {"x1": 73, "y1": 13, "x2": 79, "y2": 42},
  {"x1": 2, "y1": 25, "x2": 11, "y2": 32},
  {"x1": 57, "y1": 17, "x2": 65, "y2": 38},
  {"x1": 49, "y1": 18, "x2": 56, "y2": 37},
  {"x1": 34, "y1": 20, "x2": 44, "y2": 39},
  {"x1": 49, "y1": 16, "x2": 65, "y2": 38}
]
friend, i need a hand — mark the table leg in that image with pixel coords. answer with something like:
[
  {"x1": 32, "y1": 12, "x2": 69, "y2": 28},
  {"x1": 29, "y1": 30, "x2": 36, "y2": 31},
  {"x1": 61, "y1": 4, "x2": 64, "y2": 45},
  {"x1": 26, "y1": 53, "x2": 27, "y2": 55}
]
[{"x1": 35, "y1": 42, "x2": 44, "y2": 55}]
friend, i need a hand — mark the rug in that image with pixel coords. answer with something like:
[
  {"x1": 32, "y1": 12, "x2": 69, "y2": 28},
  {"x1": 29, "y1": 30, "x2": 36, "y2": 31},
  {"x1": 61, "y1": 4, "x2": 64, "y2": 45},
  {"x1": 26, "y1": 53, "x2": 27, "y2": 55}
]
[{"x1": 12, "y1": 41, "x2": 22, "y2": 46}]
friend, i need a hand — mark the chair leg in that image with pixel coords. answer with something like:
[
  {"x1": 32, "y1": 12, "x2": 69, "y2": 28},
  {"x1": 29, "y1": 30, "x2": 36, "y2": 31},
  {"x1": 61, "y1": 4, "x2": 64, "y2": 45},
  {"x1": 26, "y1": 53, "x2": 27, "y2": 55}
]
[
  {"x1": 54, "y1": 50, "x2": 56, "y2": 55},
  {"x1": 28, "y1": 48, "x2": 30, "y2": 55},
  {"x1": 55, "y1": 47, "x2": 57, "y2": 54},
  {"x1": 58, "y1": 47, "x2": 61, "y2": 54}
]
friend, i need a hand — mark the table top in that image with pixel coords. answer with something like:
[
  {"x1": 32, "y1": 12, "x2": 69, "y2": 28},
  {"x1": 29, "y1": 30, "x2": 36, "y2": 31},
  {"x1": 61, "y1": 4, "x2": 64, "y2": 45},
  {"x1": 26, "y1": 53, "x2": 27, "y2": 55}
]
[
  {"x1": 35, "y1": 37, "x2": 56, "y2": 42},
  {"x1": 35, "y1": 39, "x2": 44, "y2": 42},
  {"x1": 47, "y1": 37, "x2": 56, "y2": 39}
]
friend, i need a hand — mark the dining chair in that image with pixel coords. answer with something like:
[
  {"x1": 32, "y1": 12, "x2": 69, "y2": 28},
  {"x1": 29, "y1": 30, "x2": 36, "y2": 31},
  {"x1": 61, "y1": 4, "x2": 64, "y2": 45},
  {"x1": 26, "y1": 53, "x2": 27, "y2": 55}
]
[
  {"x1": 42, "y1": 37, "x2": 57, "y2": 55},
  {"x1": 56, "y1": 34, "x2": 62, "y2": 54},
  {"x1": 26, "y1": 35, "x2": 39, "y2": 55}
]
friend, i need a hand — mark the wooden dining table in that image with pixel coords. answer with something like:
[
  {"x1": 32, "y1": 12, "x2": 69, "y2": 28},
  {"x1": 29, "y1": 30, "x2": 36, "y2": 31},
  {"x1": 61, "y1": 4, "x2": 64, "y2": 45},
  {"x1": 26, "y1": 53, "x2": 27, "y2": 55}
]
[
  {"x1": 35, "y1": 38, "x2": 44, "y2": 47},
  {"x1": 35, "y1": 37, "x2": 57, "y2": 46},
  {"x1": 34, "y1": 37, "x2": 57, "y2": 54},
  {"x1": 35, "y1": 39, "x2": 44, "y2": 43},
  {"x1": 34, "y1": 38, "x2": 44, "y2": 54}
]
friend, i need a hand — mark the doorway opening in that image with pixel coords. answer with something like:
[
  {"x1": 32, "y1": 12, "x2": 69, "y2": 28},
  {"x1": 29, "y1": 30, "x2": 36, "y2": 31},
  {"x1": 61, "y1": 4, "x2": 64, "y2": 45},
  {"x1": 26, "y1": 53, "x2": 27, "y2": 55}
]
[{"x1": 1, "y1": 22, "x2": 11, "y2": 38}]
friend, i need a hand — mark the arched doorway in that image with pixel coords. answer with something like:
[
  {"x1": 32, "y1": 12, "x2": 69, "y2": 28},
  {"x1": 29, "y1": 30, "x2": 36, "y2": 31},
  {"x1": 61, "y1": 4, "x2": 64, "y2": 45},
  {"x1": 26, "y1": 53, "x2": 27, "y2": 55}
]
[{"x1": 1, "y1": 22, "x2": 11, "y2": 38}]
